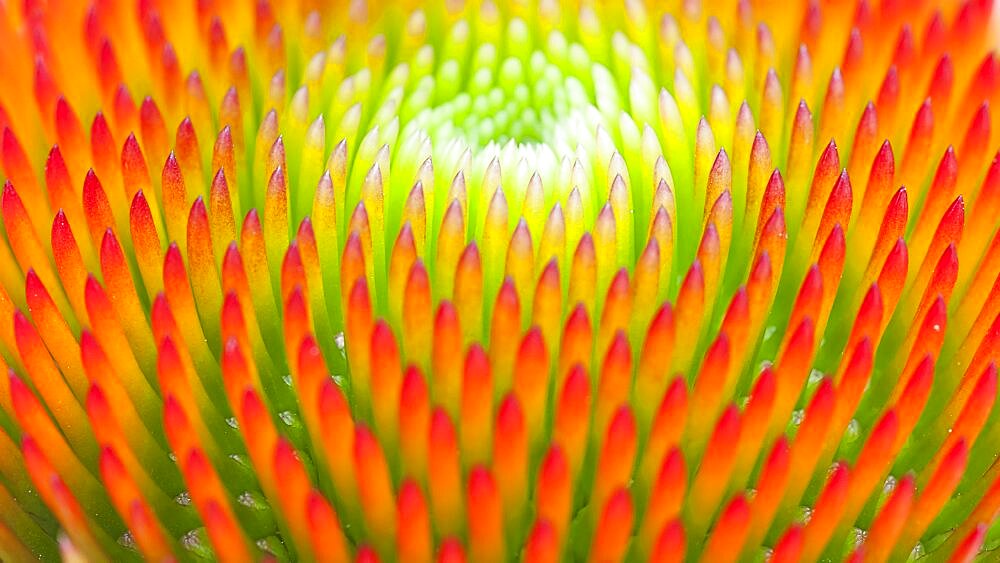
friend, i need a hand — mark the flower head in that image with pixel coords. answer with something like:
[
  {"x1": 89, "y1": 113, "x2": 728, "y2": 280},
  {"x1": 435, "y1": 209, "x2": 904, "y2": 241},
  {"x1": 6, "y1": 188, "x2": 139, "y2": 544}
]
[{"x1": 0, "y1": 0, "x2": 998, "y2": 561}]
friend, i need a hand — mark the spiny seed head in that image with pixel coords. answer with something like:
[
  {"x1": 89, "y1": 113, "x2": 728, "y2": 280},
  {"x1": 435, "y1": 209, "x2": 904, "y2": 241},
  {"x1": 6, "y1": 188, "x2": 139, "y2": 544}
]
[{"x1": 0, "y1": 0, "x2": 998, "y2": 561}]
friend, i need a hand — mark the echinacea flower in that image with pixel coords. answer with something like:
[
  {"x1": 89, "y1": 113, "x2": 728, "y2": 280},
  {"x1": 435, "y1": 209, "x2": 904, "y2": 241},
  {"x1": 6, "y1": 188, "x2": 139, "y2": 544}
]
[{"x1": 0, "y1": 0, "x2": 999, "y2": 560}]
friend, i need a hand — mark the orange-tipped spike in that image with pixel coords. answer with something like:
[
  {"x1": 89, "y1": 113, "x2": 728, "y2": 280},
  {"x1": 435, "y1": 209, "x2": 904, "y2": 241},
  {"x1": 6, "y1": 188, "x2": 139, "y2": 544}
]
[
  {"x1": 490, "y1": 278, "x2": 521, "y2": 397},
  {"x1": 101, "y1": 229, "x2": 157, "y2": 357},
  {"x1": 390, "y1": 224, "x2": 418, "y2": 329},
  {"x1": 770, "y1": 525, "x2": 804, "y2": 563},
  {"x1": 686, "y1": 405, "x2": 741, "y2": 538},
  {"x1": 194, "y1": 493, "x2": 252, "y2": 561},
  {"x1": 782, "y1": 378, "x2": 836, "y2": 514},
  {"x1": 800, "y1": 141, "x2": 842, "y2": 246},
  {"x1": 554, "y1": 364, "x2": 592, "y2": 481},
  {"x1": 97, "y1": 446, "x2": 171, "y2": 560},
  {"x1": 650, "y1": 519, "x2": 685, "y2": 563},
  {"x1": 568, "y1": 234, "x2": 597, "y2": 318},
  {"x1": 306, "y1": 490, "x2": 351, "y2": 562},
  {"x1": 404, "y1": 261, "x2": 432, "y2": 373},
  {"x1": 559, "y1": 304, "x2": 593, "y2": 389},
  {"x1": 731, "y1": 368, "x2": 776, "y2": 489},
  {"x1": 812, "y1": 171, "x2": 852, "y2": 264},
  {"x1": 455, "y1": 242, "x2": 484, "y2": 344},
  {"x1": 635, "y1": 303, "x2": 675, "y2": 428},
  {"x1": 12, "y1": 317, "x2": 93, "y2": 463},
  {"x1": 533, "y1": 259, "x2": 562, "y2": 355},
  {"x1": 896, "y1": 440, "x2": 970, "y2": 559},
  {"x1": 399, "y1": 366, "x2": 430, "y2": 485},
  {"x1": 273, "y1": 438, "x2": 317, "y2": 558},
  {"x1": 525, "y1": 520, "x2": 559, "y2": 563},
  {"x1": 933, "y1": 363, "x2": 997, "y2": 472},
  {"x1": 639, "y1": 447, "x2": 686, "y2": 558},
  {"x1": 437, "y1": 538, "x2": 466, "y2": 563},
  {"x1": 467, "y1": 466, "x2": 504, "y2": 562},
  {"x1": 744, "y1": 438, "x2": 791, "y2": 556},
  {"x1": 946, "y1": 524, "x2": 988, "y2": 563},
  {"x1": 639, "y1": 377, "x2": 688, "y2": 497},
  {"x1": 830, "y1": 338, "x2": 876, "y2": 449},
  {"x1": 50, "y1": 210, "x2": 89, "y2": 320},
  {"x1": 461, "y1": 344, "x2": 492, "y2": 469},
  {"x1": 593, "y1": 406, "x2": 637, "y2": 516},
  {"x1": 238, "y1": 386, "x2": 278, "y2": 493},
  {"x1": 671, "y1": 267, "x2": 704, "y2": 376},
  {"x1": 318, "y1": 379, "x2": 359, "y2": 517},
  {"x1": 357, "y1": 545, "x2": 381, "y2": 563},
  {"x1": 370, "y1": 320, "x2": 402, "y2": 452},
  {"x1": 589, "y1": 488, "x2": 633, "y2": 563},
  {"x1": 536, "y1": 444, "x2": 571, "y2": 550},
  {"x1": 438, "y1": 200, "x2": 467, "y2": 301},
  {"x1": 768, "y1": 318, "x2": 816, "y2": 441},
  {"x1": 800, "y1": 462, "x2": 850, "y2": 561},
  {"x1": 840, "y1": 410, "x2": 899, "y2": 533},
  {"x1": 514, "y1": 327, "x2": 550, "y2": 452},
  {"x1": 20, "y1": 435, "x2": 106, "y2": 560},
  {"x1": 698, "y1": 494, "x2": 750, "y2": 563},
  {"x1": 3, "y1": 183, "x2": 61, "y2": 308},
  {"x1": 346, "y1": 278, "x2": 374, "y2": 420},
  {"x1": 354, "y1": 426, "x2": 396, "y2": 556},
  {"x1": 166, "y1": 401, "x2": 251, "y2": 562},
  {"x1": 494, "y1": 394, "x2": 528, "y2": 535},
  {"x1": 686, "y1": 334, "x2": 731, "y2": 451},
  {"x1": 432, "y1": 301, "x2": 463, "y2": 418},
  {"x1": 860, "y1": 188, "x2": 908, "y2": 293},
  {"x1": 863, "y1": 474, "x2": 915, "y2": 563},
  {"x1": 595, "y1": 331, "x2": 632, "y2": 442},
  {"x1": 396, "y1": 480, "x2": 433, "y2": 562},
  {"x1": 428, "y1": 408, "x2": 463, "y2": 539},
  {"x1": 24, "y1": 271, "x2": 86, "y2": 398}
]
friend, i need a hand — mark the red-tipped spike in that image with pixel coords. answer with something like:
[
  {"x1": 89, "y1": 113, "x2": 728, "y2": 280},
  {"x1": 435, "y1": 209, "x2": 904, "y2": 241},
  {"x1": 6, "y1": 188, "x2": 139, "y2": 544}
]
[
  {"x1": 525, "y1": 520, "x2": 559, "y2": 563},
  {"x1": 396, "y1": 480, "x2": 432, "y2": 562},
  {"x1": 494, "y1": 394, "x2": 527, "y2": 534},
  {"x1": 354, "y1": 426, "x2": 396, "y2": 553},
  {"x1": 428, "y1": 408, "x2": 463, "y2": 538},
  {"x1": 699, "y1": 495, "x2": 750, "y2": 563},
  {"x1": 863, "y1": 474, "x2": 915, "y2": 563},
  {"x1": 467, "y1": 466, "x2": 504, "y2": 561},
  {"x1": 588, "y1": 486, "x2": 633, "y2": 562}
]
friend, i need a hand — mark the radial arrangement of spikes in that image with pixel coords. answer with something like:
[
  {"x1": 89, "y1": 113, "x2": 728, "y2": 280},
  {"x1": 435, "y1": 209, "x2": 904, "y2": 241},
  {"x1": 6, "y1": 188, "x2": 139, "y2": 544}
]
[{"x1": 1, "y1": 0, "x2": 1000, "y2": 561}]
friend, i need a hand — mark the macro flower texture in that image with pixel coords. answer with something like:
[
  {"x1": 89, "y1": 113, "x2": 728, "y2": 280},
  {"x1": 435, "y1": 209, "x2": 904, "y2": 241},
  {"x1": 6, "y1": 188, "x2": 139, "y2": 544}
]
[{"x1": 3, "y1": 0, "x2": 1000, "y2": 561}]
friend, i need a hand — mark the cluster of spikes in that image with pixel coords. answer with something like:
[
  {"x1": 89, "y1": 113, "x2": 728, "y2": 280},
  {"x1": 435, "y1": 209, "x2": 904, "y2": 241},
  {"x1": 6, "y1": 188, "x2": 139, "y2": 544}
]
[{"x1": 1, "y1": 0, "x2": 1000, "y2": 560}]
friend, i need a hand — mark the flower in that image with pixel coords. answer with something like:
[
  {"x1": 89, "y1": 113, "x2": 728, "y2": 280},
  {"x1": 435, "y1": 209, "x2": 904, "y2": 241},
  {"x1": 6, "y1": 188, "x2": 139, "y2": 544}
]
[{"x1": 0, "y1": 0, "x2": 998, "y2": 560}]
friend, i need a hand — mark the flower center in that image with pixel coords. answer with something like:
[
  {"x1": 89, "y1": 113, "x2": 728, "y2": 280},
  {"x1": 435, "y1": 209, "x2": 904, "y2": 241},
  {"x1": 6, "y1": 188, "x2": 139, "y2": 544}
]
[{"x1": 385, "y1": 17, "x2": 632, "y2": 187}]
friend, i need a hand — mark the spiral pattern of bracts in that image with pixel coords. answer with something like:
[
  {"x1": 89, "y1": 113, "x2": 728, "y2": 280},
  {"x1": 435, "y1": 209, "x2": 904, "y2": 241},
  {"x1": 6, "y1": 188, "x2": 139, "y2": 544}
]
[{"x1": 0, "y1": 0, "x2": 999, "y2": 561}]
